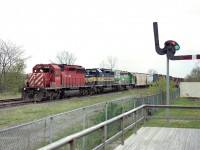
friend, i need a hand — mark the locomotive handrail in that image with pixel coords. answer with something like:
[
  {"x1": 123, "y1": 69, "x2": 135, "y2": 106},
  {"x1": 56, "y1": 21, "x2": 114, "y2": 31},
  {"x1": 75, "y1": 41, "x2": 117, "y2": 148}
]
[{"x1": 38, "y1": 104, "x2": 200, "y2": 150}]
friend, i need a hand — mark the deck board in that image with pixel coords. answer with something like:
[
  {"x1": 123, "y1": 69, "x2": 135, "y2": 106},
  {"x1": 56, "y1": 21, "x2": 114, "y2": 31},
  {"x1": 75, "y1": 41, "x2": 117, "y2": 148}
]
[{"x1": 114, "y1": 127, "x2": 200, "y2": 150}]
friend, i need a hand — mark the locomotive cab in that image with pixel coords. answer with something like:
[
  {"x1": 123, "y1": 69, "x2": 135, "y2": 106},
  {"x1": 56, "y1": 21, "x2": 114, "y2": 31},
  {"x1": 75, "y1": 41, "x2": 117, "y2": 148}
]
[
  {"x1": 85, "y1": 68, "x2": 114, "y2": 86},
  {"x1": 28, "y1": 64, "x2": 51, "y2": 88},
  {"x1": 28, "y1": 64, "x2": 61, "y2": 88},
  {"x1": 23, "y1": 64, "x2": 62, "y2": 101}
]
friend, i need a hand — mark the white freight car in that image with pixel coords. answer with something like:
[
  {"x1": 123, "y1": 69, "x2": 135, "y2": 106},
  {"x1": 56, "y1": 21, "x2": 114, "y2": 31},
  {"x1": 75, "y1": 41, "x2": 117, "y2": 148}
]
[
  {"x1": 180, "y1": 82, "x2": 200, "y2": 98},
  {"x1": 147, "y1": 74, "x2": 153, "y2": 85},
  {"x1": 131, "y1": 72, "x2": 147, "y2": 87}
]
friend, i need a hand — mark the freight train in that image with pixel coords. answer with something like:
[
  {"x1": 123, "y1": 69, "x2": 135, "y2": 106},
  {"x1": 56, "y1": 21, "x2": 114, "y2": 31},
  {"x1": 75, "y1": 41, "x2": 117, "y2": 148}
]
[{"x1": 22, "y1": 64, "x2": 184, "y2": 101}]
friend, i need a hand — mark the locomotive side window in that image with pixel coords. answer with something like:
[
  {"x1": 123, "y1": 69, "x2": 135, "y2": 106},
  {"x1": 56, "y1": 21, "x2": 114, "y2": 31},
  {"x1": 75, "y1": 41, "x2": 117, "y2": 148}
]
[
  {"x1": 77, "y1": 69, "x2": 85, "y2": 74},
  {"x1": 43, "y1": 68, "x2": 50, "y2": 73},
  {"x1": 88, "y1": 69, "x2": 97, "y2": 75},
  {"x1": 110, "y1": 72, "x2": 114, "y2": 76},
  {"x1": 69, "y1": 68, "x2": 76, "y2": 71}
]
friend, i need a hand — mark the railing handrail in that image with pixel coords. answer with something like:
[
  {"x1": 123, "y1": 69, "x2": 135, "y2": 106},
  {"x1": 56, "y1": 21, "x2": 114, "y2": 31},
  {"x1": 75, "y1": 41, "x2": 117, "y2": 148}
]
[
  {"x1": 39, "y1": 104, "x2": 200, "y2": 150},
  {"x1": 146, "y1": 105, "x2": 200, "y2": 109},
  {"x1": 38, "y1": 104, "x2": 145, "y2": 150},
  {"x1": 1, "y1": 93, "x2": 156, "y2": 132}
]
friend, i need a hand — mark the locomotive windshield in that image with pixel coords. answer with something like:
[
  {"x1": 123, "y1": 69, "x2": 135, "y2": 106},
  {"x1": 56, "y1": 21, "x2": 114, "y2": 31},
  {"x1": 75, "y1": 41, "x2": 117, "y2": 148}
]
[
  {"x1": 86, "y1": 69, "x2": 96, "y2": 75},
  {"x1": 86, "y1": 69, "x2": 103, "y2": 77},
  {"x1": 33, "y1": 66, "x2": 50, "y2": 73}
]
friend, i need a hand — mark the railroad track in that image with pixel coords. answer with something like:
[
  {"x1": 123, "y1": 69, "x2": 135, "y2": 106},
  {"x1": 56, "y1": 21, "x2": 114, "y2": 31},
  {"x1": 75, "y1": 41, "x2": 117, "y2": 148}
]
[
  {"x1": 0, "y1": 98, "x2": 34, "y2": 109},
  {"x1": 0, "y1": 91, "x2": 125, "y2": 108},
  {"x1": 0, "y1": 98, "x2": 22, "y2": 103},
  {"x1": 0, "y1": 88, "x2": 148, "y2": 108}
]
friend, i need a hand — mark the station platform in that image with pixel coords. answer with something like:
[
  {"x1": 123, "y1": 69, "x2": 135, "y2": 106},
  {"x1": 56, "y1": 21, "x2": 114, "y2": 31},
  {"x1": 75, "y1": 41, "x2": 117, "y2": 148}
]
[{"x1": 115, "y1": 127, "x2": 200, "y2": 150}]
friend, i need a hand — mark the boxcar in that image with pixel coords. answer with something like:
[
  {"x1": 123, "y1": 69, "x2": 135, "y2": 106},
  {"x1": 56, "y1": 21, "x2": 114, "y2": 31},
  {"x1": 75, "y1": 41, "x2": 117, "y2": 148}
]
[{"x1": 131, "y1": 72, "x2": 147, "y2": 88}]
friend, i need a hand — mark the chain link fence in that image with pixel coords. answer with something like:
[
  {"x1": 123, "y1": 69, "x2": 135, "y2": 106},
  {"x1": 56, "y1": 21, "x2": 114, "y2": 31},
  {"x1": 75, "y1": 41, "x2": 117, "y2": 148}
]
[{"x1": 0, "y1": 90, "x2": 179, "y2": 150}]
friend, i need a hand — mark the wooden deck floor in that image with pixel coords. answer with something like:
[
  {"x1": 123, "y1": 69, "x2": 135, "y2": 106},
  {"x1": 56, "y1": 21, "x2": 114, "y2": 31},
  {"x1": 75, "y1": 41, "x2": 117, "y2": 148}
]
[{"x1": 115, "y1": 127, "x2": 200, "y2": 150}]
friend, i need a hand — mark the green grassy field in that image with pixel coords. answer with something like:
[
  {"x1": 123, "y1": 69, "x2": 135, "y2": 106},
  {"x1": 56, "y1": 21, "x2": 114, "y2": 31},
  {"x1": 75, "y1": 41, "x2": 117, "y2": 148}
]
[
  {"x1": 146, "y1": 98, "x2": 200, "y2": 128},
  {"x1": 0, "y1": 89, "x2": 149, "y2": 128},
  {"x1": 0, "y1": 92, "x2": 21, "y2": 100},
  {"x1": 1, "y1": 89, "x2": 199, "y2": 130}
]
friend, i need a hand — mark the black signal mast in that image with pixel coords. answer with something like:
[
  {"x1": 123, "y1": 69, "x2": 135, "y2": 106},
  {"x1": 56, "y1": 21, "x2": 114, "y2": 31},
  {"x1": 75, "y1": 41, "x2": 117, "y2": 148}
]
[
  {"x1": 153, "y1": 22, "x2": 200, "y2": 60},
  {"x1": 153, "y1": 22, "x2": 200, "y2": 127}
]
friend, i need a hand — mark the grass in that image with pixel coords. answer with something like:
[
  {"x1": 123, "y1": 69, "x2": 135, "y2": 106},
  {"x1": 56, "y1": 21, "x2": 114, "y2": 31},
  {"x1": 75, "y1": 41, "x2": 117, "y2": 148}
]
[
  {"x1": 2, "y1": 89, "x2": 197, "y2": 130},
  {"x1": 110, "y1": 97, "x2": 200, "y2": 150},
  {"x1": 146, "y1": 97, "x2": 200, "y2": 128},
  {"x1": 0, "y1": 92, "x2": 21, "y2": 100},
  {"x1": 0, "y1": 89, "x2": 149, "y2": 128},
  {"x1": 2, "y1": 90, "x2": 199, "y2": 149}
]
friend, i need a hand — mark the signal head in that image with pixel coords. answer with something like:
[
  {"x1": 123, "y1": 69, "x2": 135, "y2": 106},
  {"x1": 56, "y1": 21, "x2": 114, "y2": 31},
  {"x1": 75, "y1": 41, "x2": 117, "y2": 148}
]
[{"x1": 164, "y1": 40, "x2": 180, "y2": 53}]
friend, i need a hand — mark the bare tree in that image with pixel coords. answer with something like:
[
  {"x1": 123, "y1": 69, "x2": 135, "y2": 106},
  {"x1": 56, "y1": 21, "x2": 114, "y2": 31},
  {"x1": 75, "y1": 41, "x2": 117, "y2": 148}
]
[
  {"x1": 100, "y1": 56, "x2": 117, "y2": 70},
  {"x1": 185, "y1": 62, "x2": 200, "y2": 81},
  {"x1": 0, "y1": 39, "x2": 27, "y2": 92},
  {"x1": 51, "y1": 51, "x2": 77, "y2": 65}
]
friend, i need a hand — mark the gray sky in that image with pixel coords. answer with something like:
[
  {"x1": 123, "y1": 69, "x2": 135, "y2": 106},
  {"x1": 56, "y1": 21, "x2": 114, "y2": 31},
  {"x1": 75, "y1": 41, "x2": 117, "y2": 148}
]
[{"x1": 1, "y1": 0, "x2": 200, "y2": 78}]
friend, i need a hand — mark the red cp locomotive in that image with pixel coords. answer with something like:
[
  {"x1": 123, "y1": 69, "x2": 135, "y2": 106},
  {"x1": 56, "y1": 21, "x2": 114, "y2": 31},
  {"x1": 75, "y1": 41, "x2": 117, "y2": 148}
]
[{"x1": 23, "y1": 64, "x2": 86, "y2": 101}]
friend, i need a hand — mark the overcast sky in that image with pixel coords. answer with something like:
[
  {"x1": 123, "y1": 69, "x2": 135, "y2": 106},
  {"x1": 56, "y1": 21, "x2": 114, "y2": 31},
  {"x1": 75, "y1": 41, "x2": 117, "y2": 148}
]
[{"x1": 1, "y1": 0, "x2": 200, "y2": 78}]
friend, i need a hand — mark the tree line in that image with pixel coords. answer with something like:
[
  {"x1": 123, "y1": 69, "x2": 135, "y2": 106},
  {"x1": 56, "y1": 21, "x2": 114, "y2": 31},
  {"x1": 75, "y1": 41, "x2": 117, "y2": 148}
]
[
  {"x1": 0, "y1": 39, "x2": 117, "y2": 94},
  {"x1": 185, "y1": 63, "x2": 200, "y2": 82},
  {"x1": 0, "y1": 40, "x2": 27, "y2": 93}
]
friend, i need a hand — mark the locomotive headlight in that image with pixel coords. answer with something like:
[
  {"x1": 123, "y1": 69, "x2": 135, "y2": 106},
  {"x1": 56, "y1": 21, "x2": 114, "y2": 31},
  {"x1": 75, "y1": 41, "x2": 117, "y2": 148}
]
[
  {"x1": 37, "y1": 88, "x2": 40, "y2": 91},
  {"x1": 24, "y1": 88, "x2": 26, "y2": 90}
]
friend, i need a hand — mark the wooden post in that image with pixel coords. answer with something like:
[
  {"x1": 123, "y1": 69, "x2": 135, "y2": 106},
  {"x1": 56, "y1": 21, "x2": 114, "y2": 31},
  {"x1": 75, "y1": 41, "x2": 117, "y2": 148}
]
[
  {"x1": 120, "y1": 116, "x2": 125, "y2": 145},
  {"x1": 134, "y1": 111, "x2": 137, "y2": 134},
  {"x1": 143, "y1": 106, "x2": 146, "y2": 127},
  {"x1": 101, "y1": 126, "x2": 106, "y2": 150},
  {"x1": 69, "y1": 140, "x2": 75, "y2": 150}
]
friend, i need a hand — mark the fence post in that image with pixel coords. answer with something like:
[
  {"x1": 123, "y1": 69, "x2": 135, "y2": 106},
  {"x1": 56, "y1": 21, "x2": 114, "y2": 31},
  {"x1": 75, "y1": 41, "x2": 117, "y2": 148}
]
[
  {"x1": 160, "y1": 93, "x2": 162, "y2": 105},
  {"x1": 122, "y1": 98, "x2": 124, "y2": 113},
  {"x1": 152, "y1": 95, "x2": 155, "y2": 113},
  {"x1": 82, "y1": 108, "x2": 86, "y2": 150},
  {"x1": 44, "y1": 118, "x2": 47, "y2": 144},
  {"x1": 178, "y1": 88, "x2": 180, "y2": 98},
  {"x1": 120, "y1": 116, "x2": 125, "y2": 145},
  {"x1": 134, "y1": 111, "x2": 137, "y2": 134},
  {"x1": 175, "y1": 89, "x2": 177, "y2": 98},
  {"x1": 105, "y1": 102, "x2": 108, "y2": 121},
  {"x1": 105, "y1": 102, "x2": 108, "y2": 144},
  {"x1": 143, "y1": 106, "x2": 146, "y2": 127},
  {"x1": 156, "y1": 94, "x2": 158, "y2": 111},
  {"x1": 101, "y1": 126, "x2": 106, "y2": 150},
  {"x1": 49, "y1": 117, "x2": 53, "y2": 144},
  {"x1": 69, "y1": 140, "x2": 75, "y2": 150}
]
